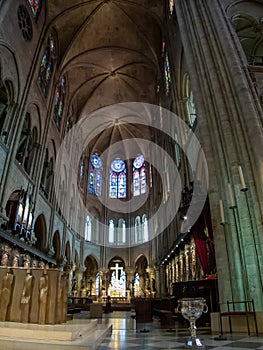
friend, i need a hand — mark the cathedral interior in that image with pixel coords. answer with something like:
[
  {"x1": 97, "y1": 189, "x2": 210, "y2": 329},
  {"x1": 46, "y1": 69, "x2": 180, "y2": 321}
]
[{"x1": 0, "y1": 0, "x2": 262, "y2": 348}]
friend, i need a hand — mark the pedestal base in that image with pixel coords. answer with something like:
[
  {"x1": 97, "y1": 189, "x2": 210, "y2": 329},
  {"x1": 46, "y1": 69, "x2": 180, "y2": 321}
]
[{"x1": 185, "y1": 337, "x2": 205, "y2": 349}]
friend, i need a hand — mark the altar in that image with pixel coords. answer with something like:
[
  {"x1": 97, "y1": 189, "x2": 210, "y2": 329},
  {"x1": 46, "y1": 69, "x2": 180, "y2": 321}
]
[{"x1": 107, "y1": 263, "x2": 126, "y2": 299}]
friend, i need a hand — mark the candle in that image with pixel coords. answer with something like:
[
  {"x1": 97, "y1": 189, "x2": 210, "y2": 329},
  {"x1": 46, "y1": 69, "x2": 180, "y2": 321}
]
[
  {"x1": 219, "y1": 200, "x2": 225, "y2": 223},
  {"x1": 238, "y1": 165, "x2": 247, "y2": 189},
  {"x1": 228, "y1": 183, "x2": 235, "y2": 207}
]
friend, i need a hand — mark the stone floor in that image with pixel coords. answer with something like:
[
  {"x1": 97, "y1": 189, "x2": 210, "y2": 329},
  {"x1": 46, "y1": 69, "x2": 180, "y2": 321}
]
[
  {"x1": 0, "y1": 310, "x2": 262, "y2": 349},
  {"x1": 96, "y1": 311, "x2": 263, "y2": 350}
]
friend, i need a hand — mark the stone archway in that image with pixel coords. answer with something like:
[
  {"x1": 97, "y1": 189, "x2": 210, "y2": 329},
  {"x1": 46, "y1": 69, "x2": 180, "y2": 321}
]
[
  {"x1": 52, "y1": 230, "x2": 60, "y2": 260},
  {"x1": 134, "y1": 255, "x2": 148, "y2": 297},
  {"x1": 107, "y1": 256, "x2": 126, "y2": 298},
  {"x1": 65, "y1": 241, "x2": 71, "y2": 265},
  {"x1": 33, "y1": 214, "x2": 47, "y2": 251},
  {"x1": 83, "y1": 255, "x2": 98, "y2": 296}
]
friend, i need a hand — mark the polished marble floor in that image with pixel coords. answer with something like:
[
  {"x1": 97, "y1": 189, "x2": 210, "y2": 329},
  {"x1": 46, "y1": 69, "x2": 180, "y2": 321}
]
[{"x1": 94, "y1": 311, "x2": 263, "y2": 350}]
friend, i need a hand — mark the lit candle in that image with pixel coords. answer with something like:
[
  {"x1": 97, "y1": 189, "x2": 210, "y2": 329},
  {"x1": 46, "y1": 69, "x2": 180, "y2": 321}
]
[
  {"x1": 228, "y1": 183, "x2": 235, "y2": 207},
  {"x1": 238, "y1": 165, "x2": 247, "y2": 189},
  {"x1": 219, "y1": 200, "x2": 225, "y2": 223}
]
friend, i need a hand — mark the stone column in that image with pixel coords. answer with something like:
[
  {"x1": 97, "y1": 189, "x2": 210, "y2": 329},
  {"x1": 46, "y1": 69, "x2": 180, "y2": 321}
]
[
  {"x1": 125, "y1": 266, "x2": 135, "y2": 297},
  {"x1": 154, "y1": 265, "x2": 160, "y2": 297},
  {"x1": 160, "y1": 265, "x2": 166, "y2": 296},
  {"x1": 146, "y1": 266, "x2": 156, "y2": 297},
  {"x1": 99, "y1": 268, "x2": 108, "y2": 297},
  {"x1": 175, "y1": 0, "x2": 263, "y2": 308},
  {"x1": 76, "y1": 265, "x2": 86, "y2": 297}
]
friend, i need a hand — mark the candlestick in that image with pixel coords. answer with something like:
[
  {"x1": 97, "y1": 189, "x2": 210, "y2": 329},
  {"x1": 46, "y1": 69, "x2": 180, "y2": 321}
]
[
  {"x1": 219, "y1": 200, "x2": 225, "y2": 224},
  {"x1": 238, "y1": 166, "x2": 247, "y2": 191},
  {"x1": 229, "y1": 206, "x2": 249, "y2": 301},
  {"x1": 228, "y1": 183, "x2": 235, "y2": 208}
]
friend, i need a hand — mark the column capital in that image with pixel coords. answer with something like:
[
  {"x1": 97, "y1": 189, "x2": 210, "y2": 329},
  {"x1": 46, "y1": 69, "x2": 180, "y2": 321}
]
[
  {"x1": 125, "y1": 266, "x2": 135, "y2": 275},
  {"x1": 99, "y1": 268, "x2": 109, "y2": 275}
]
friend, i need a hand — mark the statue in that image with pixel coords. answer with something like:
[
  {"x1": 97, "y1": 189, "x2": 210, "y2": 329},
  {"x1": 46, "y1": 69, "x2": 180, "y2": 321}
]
[
  {"x1": 12, "y1": 254, "x2": 19, "y2": 267},
  {"x1": 1, "y1": 251, "x2": 9, "y2": 266},
  {"x1": 0, "y1": 268, "x2": 14, "y2": 321},
  {"x1": 38, "y1": 270, "x2": 49, "y2": 324},
  {"x1": 20, "y1": 269, "x2": 34, "y2": 323}
]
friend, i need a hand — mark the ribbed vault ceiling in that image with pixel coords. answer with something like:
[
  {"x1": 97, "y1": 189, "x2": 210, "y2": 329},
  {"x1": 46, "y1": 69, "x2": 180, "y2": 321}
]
[{"x1": 48, "y1": 0, "x2": 164, "y2": 121}]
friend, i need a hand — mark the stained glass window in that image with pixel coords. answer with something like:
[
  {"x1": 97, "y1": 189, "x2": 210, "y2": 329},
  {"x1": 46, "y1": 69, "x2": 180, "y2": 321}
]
[
  {"x1": 169, "y1": 0, "x2": 175, "y2": 15},
  {"x1": 109, "y1": 219, "x2": 114, "y2": 243},
  {"x1": 79, "y1": 154, "x2": 85, "y2": 189},
  {"x1": 135, "y1": 216, "x2": 141, "y2": 243},
  {"x1": 142, "y1": 214, "x2": 148, "y2": 242},
  {"x1": 38, "y1": 34, "x2": 55, "y2": 98},
  {"x1": 109, "y1": 158, "x2": 126, "y2": 198},
  {"x1": 88, "y1": 153, "x2": 102, "y2": 196},
  {"x1": 54, "y1": 76, "x2": 66, "y2": 129},
  {"x1": 118, "y1": 218, "x2": 126, "y2": 244},
  {"x1": 85, "y1": 215, "x2": 92, "y2": 241},
  {"x1": 27, "y1": 0, "x2": 42, "y2": 19},
  {"x1": 162, "y1": 42, "x2": 171, "y2": 96},
  {"x1": 185, "y1": 74, "x2": 197, "y2": 127},
  {"x1": 133, "y1": 154, "x2": 146, "y2": 196}
]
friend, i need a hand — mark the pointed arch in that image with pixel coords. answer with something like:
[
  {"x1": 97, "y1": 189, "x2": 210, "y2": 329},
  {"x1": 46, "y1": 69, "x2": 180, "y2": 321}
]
[
  {"x1": 33, "y1": 214, "x2": 47, "y2": 251},
  {"x1": 231, "y1": 14, "x2": 263, "y2": 65},
  {"x1": 0, "y1": 78, "x2": 15, "y2": 143},
  {"x1": 52, "y1": 230, "x2": 61, "y2": 260},
  {"x1": 65, "y1": 241, "x2": 71, "y2": 265},
  {"x1": 108, "y1": 256, "x2": 126, "y2": 297}
]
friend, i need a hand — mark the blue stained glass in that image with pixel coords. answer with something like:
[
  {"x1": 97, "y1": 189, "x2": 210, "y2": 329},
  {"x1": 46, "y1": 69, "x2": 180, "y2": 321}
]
[
  {"x1": 133, "y1": 154, "x2": 144, "y2": 169},
  {"x1": 141, "y1": 167, "x2": 146, "y2": 194},
  {"x1": 111, "y1": 158, "x2": 126, "y2": 172},
  {"x1": 88, "y1": 153, "x2": 102, "y2": 196},
  {"x1": 109, "y1": 158, "x2": 126, "y2": 198},
  {"x1": 118, "y1": 173, "x2": 126, "y2": 198},
  {"x1": 133, "y1": 169, "x2": 140, "y2": 196},
  {"x1": 110, "y1": 172, "x2": 118, "y2": 198},
  {"x1": 133, "y1": 154, "x2": 146, "y2": 196},
  {"x1": 92, "y1": 154, "x2": 102, "y2": 168}
]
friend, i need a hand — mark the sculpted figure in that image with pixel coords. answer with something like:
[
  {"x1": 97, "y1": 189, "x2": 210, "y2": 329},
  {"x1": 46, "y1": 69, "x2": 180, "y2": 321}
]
[
  {"x1": 0, "y1": 268, "x2": 14, "y2": 321},
  {"x1": 38, "y1": 270, "x2": 49, "y2": 324},
  {"x1": 20, "y1": 270, "x2": 34, "y2": 323}
]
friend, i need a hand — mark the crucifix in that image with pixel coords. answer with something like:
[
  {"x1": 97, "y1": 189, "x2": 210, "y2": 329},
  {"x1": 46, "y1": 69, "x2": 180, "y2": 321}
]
[{"x1": 110, "y1": 263, "x2": 123, "y2": 280}]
